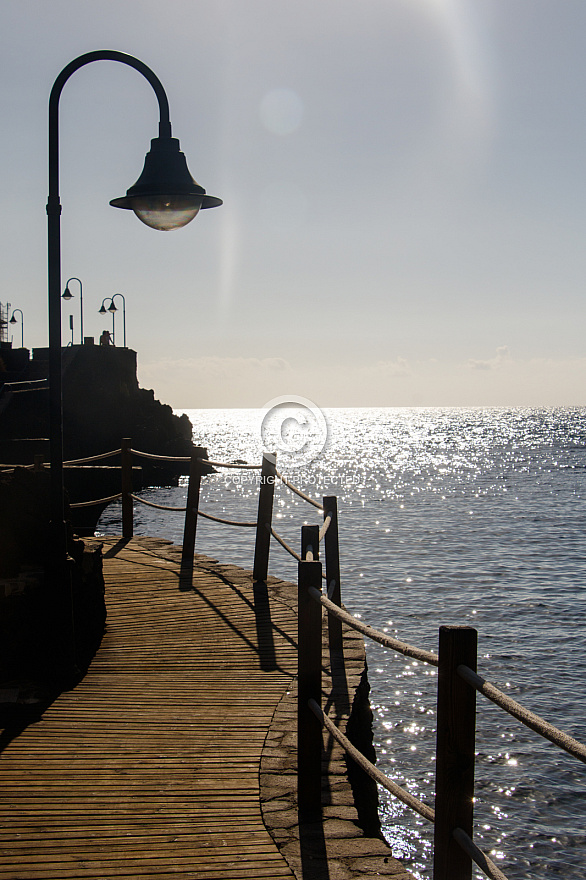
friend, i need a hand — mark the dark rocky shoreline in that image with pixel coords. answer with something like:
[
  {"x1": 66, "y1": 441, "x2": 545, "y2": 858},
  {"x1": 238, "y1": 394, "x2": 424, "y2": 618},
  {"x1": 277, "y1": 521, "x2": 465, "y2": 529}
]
[{"x1": 0, "y1": 342, "x2": 195, "y2": 534}]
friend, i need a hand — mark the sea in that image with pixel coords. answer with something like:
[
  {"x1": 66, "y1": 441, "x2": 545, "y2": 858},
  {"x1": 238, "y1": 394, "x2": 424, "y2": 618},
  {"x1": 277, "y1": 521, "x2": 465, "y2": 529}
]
[{"x1": 96, "y1": 406, "x2": 586, "y2": 880}]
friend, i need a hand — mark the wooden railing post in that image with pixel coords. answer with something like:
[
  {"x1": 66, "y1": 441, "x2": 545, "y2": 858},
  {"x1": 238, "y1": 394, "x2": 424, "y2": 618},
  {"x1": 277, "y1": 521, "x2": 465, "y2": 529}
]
[
  {"x1": 121, "y1": 437, "x2": 133, "y2": 539},
  {"x1": 433, "y1": 625, "x2": 478, "y2": 880},
  {"x1": 181, "y1": 445, "x2": 207, "y2": 579},
  {"x1": 253, "y1": 452, "x2": 276, "y2": 582},
  {"x1": 297, "y1": 556, "x2": 323, "y2": 820},
  {"x1": 322, "y1": 496, "x2": 342, "y2": 652},
  {"x1": 301, "y1": 524, "x2": 320, "y2": 561}
]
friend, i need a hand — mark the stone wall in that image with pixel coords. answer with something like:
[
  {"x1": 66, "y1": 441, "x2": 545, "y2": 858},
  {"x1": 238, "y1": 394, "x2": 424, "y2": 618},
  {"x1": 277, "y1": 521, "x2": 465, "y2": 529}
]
[{"x1": 0, "y1": 468, "x2": 106, "y2": 695}]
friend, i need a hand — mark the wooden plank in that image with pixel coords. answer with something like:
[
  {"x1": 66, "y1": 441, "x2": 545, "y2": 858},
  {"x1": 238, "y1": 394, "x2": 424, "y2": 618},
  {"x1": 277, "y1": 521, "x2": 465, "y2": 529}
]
[{"x1": 0, "y1": 537, "x2": 297, "y2": 879}]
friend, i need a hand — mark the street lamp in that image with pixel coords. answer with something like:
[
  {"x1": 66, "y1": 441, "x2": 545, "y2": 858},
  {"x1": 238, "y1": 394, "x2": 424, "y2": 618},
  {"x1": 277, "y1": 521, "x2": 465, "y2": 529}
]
[
  {"x1": 47, "y1": 50, "x2": 222, "y2": 552},
  {"x1": 9, "y1": 309, "x2": 24, "y2": 348},
  {"x1": 98, "y1": 297, "x2": 116, "y2": 343},
  {"x1": 107, "y1": 294, "x2": 127, "y2": 348},
  {"x1": 61, "y1": 277, "x2": 83, "y2": 344}
]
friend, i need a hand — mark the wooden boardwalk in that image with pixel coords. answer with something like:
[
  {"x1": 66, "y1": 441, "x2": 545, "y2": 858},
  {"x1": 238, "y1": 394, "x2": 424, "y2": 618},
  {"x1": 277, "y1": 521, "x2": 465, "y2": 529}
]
[
  {"x1": 0, "y1": 537, "x2": 300, "y2": 879},
  {"x1": 0, "y1": 536, "x2": 413, "y2": 880}
]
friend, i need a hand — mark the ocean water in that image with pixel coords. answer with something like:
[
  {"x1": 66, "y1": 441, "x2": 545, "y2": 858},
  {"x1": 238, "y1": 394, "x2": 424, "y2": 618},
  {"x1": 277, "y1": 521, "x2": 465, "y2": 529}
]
[{"x1": 96, "y1": 406, "x2": 586, "y2": 879}]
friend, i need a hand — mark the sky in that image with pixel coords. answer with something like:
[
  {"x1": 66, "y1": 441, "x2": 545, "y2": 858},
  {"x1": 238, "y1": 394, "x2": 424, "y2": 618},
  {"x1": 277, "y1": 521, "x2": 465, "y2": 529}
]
[{"x1": 2, "y1": 0, "x2": 586, "y2": 408}]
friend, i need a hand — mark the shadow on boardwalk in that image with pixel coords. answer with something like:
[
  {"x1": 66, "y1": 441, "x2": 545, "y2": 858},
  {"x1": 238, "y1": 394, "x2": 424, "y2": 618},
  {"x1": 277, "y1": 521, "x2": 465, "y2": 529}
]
[{"x1": 0, "y1": 536, "x2": 414, "y2": 880}]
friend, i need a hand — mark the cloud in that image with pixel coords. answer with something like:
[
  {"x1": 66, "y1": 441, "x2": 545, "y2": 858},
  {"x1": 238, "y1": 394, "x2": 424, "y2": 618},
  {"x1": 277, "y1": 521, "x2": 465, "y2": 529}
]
[
  {"x1": 468, "y1": 345, "x2": 511, "y2": 371},
  {"x1": 138, "y1": 350, "x2": 586, "y2": 409},
  {"x1": 370, "y1": 357, "x2": 412, "y2": 378}
]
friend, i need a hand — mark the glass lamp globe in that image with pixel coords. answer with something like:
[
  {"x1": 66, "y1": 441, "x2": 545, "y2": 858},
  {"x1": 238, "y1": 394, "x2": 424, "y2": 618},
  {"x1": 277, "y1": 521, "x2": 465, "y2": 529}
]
[
  {"x1": 110, "y1": 136, "x2": 221, "y2": 231},
  {"x1": 130, "y1": 195, "x2": 203, "y2": 231}
]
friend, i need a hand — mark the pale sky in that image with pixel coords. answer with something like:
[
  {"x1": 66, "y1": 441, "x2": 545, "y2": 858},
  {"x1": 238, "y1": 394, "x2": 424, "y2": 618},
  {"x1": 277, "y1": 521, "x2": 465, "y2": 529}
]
[{"x1": 2, "y1": 0, "x2": 586, "y2": 408}]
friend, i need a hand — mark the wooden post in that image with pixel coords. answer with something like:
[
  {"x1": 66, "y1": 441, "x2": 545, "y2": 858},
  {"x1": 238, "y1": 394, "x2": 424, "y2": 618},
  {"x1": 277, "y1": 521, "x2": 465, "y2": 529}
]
[
  {"x1": 297, "y1": 558, "x2": 323, "y2": 820},
  {"x1": 181, "y1": 445, "x2": 207, "y2": 579},
  {"x1": 301, "y1": 524, "x2": 320, "y2": 561},
  {"x1": 121, "y1": 437, "x2": 133, "y2": 539},
  {"x1": 253, "y1": 452, "x2": 276, "y2": 582},
  {"x1": 433, "y1": 626, "x2": 478, "y2": 880},
  {"x1": 34, "y1": 454, "x2": 45, "y2": 472},
  {"x1": 323, "y1": 496, "x2": 342, "y2": 652}
]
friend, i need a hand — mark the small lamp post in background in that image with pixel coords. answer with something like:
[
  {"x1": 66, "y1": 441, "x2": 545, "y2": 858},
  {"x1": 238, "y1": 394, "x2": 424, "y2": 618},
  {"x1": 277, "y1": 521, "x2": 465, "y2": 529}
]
[
  {"x1": 107, "y1": 294, "x2": 127, "y2": 348},
  {"x1": 47, "y1": 49, "x2": 222, "y2": 559},
  {"x1": 9, "y1": 308, "x2": 24, "y2": 348},
  {"x1": 98, "y1": 297, "x2": 116, "y2": 343},
  {"x1": 61, "y1": 277, "x2": 83, "y2": 344}
]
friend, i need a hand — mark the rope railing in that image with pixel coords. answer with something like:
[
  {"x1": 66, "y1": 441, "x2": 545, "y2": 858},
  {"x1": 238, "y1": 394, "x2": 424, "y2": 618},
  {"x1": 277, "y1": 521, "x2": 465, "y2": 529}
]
[
  {"x1": 318, "y1": 512, "x2": 332, "y2": 541},
  {"x1": 8, "y1": 440, "x2": 327, "y2": 593},
  {"x1": 131, "y1": 492, "x2": 258, "y2": 527},
  {"x1": 457, "y1": 664, "x2": 586, "y2": 764},
  {"x1": 309, "y1": 697, "x2": 510, "y2": 879},
  {"x1": 270, "y1": 527, "x2": 303, "y2": 563},
  {"x1": 198, "y1": 509, "x2": 257, "y2": 528},
  {"x1": 296, "y1": 530, "x2": 584, "y2": 880},
  {"x1": 70, "y1": 492, "x2": 122, "y2": 508},
  {"x1": 309, "y1": 586, "x2": 439, "y2": 666},
  {"x1": 63, "y1": 448, "x2": 121, "y2": 465},
  {"x1": 45, "y1": 431, "x2": 584, "y2": 878},
  {"x1": 309, "y1": 685, "x2": 512, "y2": 880},
  {"x1": 59, "y1": 442, "x2": 320, "y2": 587},
  {"x1": 452, "y1": 828, "x2": 510, "y2": 880},
  {"x1": 275, "y1": 468, "x2": 324, "y2": 510},
  {"x1": 130, "y1": 493, "x2": 187, "y2": 512},
  {"x1": 14, "y1": 432, "x2": 577, "y2": 878},
  {"x1": 308, "y1": 698, "x2": 435, "y2": 822},
  {"x1": 271, "y1": 526, "x2": 330, "y2": 581},
  {"x1": 130, "y1": 448, "x2": 191, "y2": 462}
]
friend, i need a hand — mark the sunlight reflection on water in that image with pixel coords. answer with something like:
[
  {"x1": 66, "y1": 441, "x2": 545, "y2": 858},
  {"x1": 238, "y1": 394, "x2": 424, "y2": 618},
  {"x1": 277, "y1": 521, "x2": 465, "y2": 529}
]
[{"x1": 97, "y1": 406, "x2": 586, "y2": 879}]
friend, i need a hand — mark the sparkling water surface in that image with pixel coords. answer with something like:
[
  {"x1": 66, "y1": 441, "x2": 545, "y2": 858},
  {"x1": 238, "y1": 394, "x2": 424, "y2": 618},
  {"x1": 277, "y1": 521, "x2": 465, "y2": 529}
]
[{"x1": 97, "y1": 406, "x2": 586, "y2": 879}]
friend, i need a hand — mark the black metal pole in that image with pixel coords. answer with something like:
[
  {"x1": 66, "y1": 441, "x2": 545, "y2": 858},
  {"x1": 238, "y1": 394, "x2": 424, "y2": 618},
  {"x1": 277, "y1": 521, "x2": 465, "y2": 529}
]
[
  {"x1": 47, "y1": 51, "x2": 172, "y2": 547},
  {"x1": 110, "y1": 294, "x2": 127, "y2": 347},
  {"x1": 64, "y1": 277, "x2": 83, "y2": 343}
]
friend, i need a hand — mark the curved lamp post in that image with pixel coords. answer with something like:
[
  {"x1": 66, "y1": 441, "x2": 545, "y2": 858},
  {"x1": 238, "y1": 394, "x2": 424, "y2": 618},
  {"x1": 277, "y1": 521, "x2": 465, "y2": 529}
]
[
  {"x1": 98, "y1": 297, "x2": 116, "y2": 343},
  {"x1": 107, "y1": 294, "x2": 127, "y2": 348},
  {"x1": 9, "y1": 309, "x2": 24, "y2": 349},
  {"x1": 48, "y1": 50, "x2": 222, "y2": 551},
  {"x1": 61, "y1": 277, "x2": 83, "y2": 344}
]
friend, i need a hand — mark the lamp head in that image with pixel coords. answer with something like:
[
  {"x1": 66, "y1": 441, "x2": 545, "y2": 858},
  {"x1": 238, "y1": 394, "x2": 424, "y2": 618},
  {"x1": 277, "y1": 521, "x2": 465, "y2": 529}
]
[
  {"x1": 98, "y1": 304, "x2": 107, "y2": 315},
  {"x1": 107, "y1": 301, "x2": 117, "y2": 313},
  {"x1": 62, "y1": 286, "x2": 73, "y2": 301},
  {"x1": 9, "y1": 315, "x2": 17, "y2": 324},
  {"x1": 110, "y1": 136, "x2": 222, "y2": 231}
]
